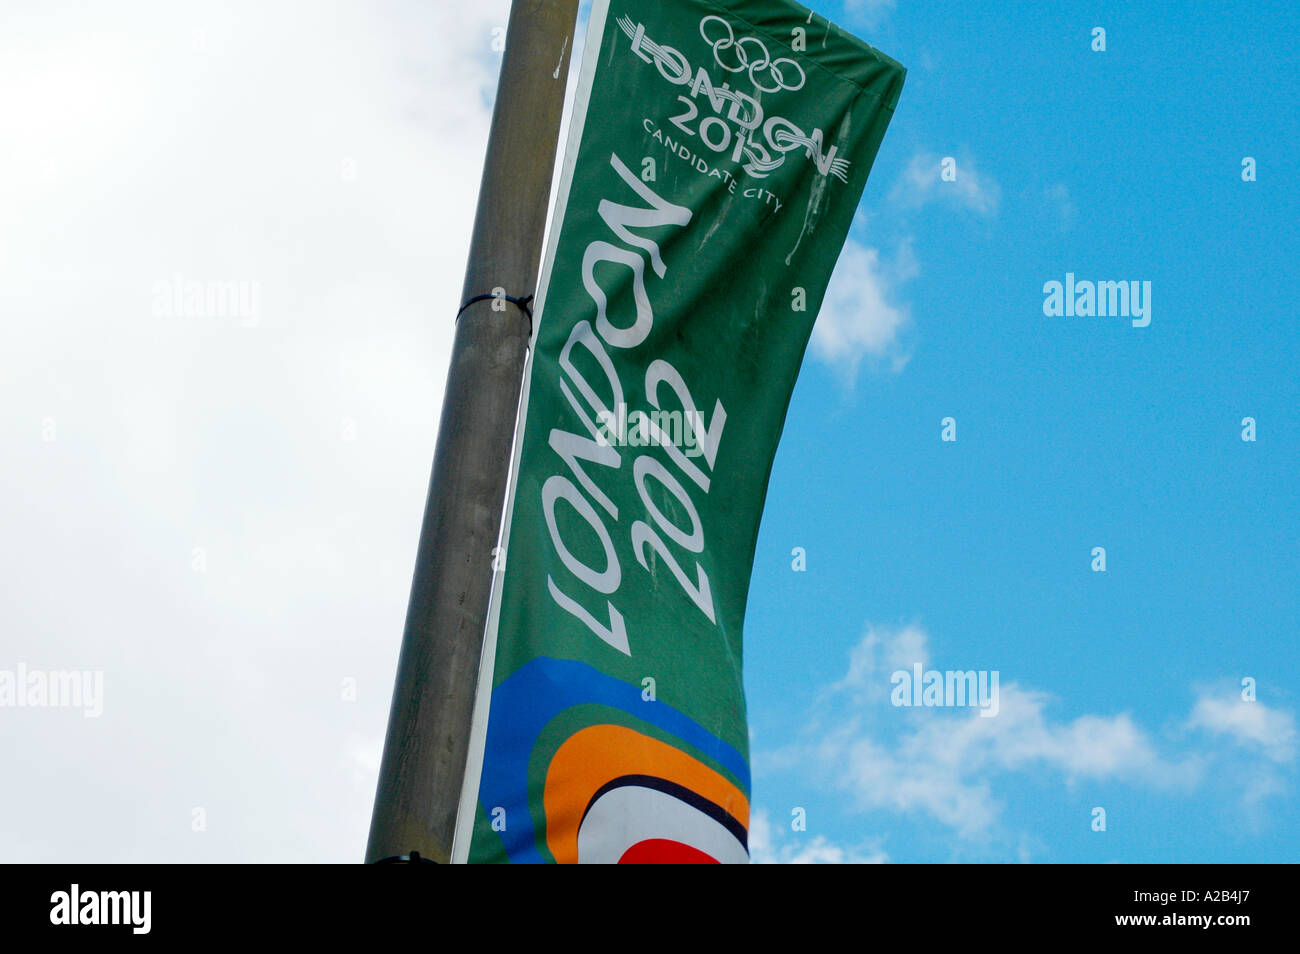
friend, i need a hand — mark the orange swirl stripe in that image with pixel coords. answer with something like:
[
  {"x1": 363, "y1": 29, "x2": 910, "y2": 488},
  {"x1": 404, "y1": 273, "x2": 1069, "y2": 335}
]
[{"x1": 544, "y1": 723, "x2": 750, "y2": 864}]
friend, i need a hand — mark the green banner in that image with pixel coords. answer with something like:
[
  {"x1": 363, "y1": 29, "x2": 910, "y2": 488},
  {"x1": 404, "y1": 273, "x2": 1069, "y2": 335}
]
[{"x1": 455, "y1": 0, "x2": 904, "y2": 864}]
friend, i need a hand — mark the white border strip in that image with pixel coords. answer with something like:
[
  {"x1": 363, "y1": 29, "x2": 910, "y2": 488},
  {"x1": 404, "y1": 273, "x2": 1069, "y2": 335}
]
[{"x1": 450, "y1": 0, "x2": 612, "y2": 864}]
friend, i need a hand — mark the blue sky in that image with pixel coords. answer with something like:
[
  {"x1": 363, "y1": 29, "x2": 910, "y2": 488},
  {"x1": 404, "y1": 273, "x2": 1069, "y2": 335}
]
[{"x1": 741, "y1": 0, "x2": 1299, "y2": 862}]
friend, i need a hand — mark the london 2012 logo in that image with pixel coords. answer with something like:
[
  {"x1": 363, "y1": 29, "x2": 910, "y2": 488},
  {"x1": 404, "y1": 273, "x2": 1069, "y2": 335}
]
[{"x1": 617, "y1": 12, "x2": 851, "y2": 183}]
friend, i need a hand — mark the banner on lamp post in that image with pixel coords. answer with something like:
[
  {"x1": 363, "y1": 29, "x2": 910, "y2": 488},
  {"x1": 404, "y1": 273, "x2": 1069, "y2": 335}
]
[{"x1": 453, "y1": 0, "x2": 905, "y2": 864}]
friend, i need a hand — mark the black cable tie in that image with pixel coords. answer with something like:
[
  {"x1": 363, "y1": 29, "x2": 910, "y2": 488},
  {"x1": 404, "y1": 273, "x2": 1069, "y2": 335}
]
[{"x1": 456, "y1": 291, "x2": 534, "y2": 334}]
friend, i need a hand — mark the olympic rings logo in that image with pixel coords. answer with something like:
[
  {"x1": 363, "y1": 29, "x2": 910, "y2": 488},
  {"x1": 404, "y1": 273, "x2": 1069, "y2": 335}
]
[{"x1": 698, "y1": 15, "x2": 806, "y2": 93}]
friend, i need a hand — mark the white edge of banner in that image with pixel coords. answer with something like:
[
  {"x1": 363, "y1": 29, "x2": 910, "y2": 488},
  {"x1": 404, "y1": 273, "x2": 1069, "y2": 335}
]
[{"x1": 449, "y1": 0, "x2": 612, "y2": 865}]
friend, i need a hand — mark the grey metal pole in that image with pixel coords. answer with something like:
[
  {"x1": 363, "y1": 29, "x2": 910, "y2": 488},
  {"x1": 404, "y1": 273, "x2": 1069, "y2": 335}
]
[{"x1": 366, "y1": 0, "x2": 580, "y2": 864}]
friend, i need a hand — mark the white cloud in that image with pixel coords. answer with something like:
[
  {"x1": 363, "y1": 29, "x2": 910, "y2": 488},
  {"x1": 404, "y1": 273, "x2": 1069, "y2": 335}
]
[
  {"x1": 781, "y1": 624, "x2": 1257, "y2": 841},
  {"x1": 843, "y1": 0, "x2": 898, "y2": 30},
  {"x1": 749, "y1": 809, "x2": 887, "y2": 864},
  {"x1": 809, "y1": 239, "x2": 914, "y2": 380},
  {"x1": 892, "y1": 151, "x2": 1000, "y2": 216},
  {"x1": 1189, "y1": 691, "x2": 1297, "y2": 763},
  {"x1": 831, "y1": 621, "x2": 929, "y2": 701}
]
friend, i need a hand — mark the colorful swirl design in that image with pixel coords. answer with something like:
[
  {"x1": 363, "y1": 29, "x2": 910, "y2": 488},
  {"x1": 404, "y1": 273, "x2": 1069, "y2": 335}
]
[{"x1": 475, "y1": 657, "x2": 749, "y2": 864}]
